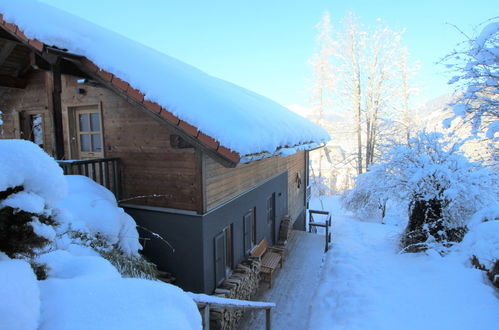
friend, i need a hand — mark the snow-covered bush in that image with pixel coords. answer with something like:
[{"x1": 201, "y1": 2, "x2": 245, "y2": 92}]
[
  {"x1": 342, "y1": 171, "x2": 389, "y2": 220},
  {"x1": 0, "y1": 140, "x2": 201, "y2": 329},
  {"x1": 443, "y1": 19, "x2": 498, "y2": 139},
  {"x1": 460, "y1": 205, "x2": 499, "y2": 287},
  {"x1": 53, "y1": 175, "x2": 158, "y2": 279},
  {"x1": 343, "y1": 132, "x2": 498, "y2": 252},
  {"x1": 0, "y1": 140, "x2": 67, "y2": 278},
  {"x1": 0, "y1": 140, "x2": 156, "y2": 279}
]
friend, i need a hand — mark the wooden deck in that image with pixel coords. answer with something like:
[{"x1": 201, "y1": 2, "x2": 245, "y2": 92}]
[{"x1": 238, "y1": 230, "x2": 325, "y2": 330}]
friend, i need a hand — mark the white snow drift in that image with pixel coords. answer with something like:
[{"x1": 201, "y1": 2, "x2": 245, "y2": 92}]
[{"x1": 0, "y1": 140, "x2": 201, "y2": 330}]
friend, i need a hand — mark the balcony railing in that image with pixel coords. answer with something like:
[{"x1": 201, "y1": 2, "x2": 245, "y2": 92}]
[{"x1": 58, "y1": 157, "x2": 122, "y2": 199}]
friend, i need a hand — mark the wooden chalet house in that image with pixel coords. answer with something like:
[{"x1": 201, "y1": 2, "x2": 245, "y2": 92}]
[{"x1": 0, "y1": 1, "x2": 329, "y2": 293}]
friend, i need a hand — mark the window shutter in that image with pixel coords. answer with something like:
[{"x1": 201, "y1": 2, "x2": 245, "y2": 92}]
[
  {"x1": 214, "y1": 232, "x2": 226, "y2": 286},
  {"x1": 243, "y1": 213, "x2": 251, "y2": 253}
]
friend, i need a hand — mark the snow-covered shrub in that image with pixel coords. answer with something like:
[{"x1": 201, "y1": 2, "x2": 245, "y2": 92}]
[
  {"x1": 342, "y1": 171, "x2": 389, "y2": 220},
  {"x1": 460, "y1": 205, "x2": 499, "y2": 287},
  {"x1": 53, "y1": 175, "x2": 158, "y2": 278},
  {"x1": 343, "y1": 132, "x2": 498, "y2": 252},
  {"x1": 64, "y1": 229, "x2": 158, "y2": 279},
  {"x1": 0, "y1": 140, "x2": 66, "y2": 278},
  {"x1": 0, "y1": 139, "x2": 156, "y2": 279}
]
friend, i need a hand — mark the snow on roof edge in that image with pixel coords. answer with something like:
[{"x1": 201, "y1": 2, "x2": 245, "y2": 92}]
[{"x1": 0, "y1": 0, "x2": 331, "y2": 160}]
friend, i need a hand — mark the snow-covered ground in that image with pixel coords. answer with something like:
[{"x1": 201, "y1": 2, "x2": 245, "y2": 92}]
[{"x1": 308, "y1": 196, "x2": 499, "y2": 330}]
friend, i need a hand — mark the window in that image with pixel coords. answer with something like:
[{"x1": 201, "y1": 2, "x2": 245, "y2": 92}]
[
  {"x1": 266, "y1": 194, "x2": 276, "y2": 244},
  {"x1": 214, "y1": 224, "x2": 234, "y2": 286},
  {"x1": 214, "y1": 231, "x2": 225, "y2": 286},
  {"x1": 19, "y1": 111, "x2": 46, "y2": 149},
  {"x1": 224, "y1": 224, "x2": 233, "y2": 272},
  {"x1": 243, "y1": 208, "x2": 256, "y2": 253},
  {"x1": 70, "y1": 105, "x2": 104, "y2": 159}
]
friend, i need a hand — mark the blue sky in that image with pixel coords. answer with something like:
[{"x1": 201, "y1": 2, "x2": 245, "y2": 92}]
[{"x1": 40, "y1": 0, "x2": 497, "y2": 108}]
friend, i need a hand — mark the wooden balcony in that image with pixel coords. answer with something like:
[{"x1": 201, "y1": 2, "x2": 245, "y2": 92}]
[{"x1": 58, "y1": 157, "x2": 122, "y2": 199}]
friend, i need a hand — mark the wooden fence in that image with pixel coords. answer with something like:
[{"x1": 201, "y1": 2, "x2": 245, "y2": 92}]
[{"x1": 308, "y1": 209, "x2": 332, "y2": 252}]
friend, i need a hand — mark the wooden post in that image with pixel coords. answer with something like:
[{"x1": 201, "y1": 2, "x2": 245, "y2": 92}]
[
  {"x1": 50, "y1": 59, "x2": 65, "y2": 159},
  {"x1": 203, "y1": 304, "x2": 210, "y2": 330},
  {"x1": 325, "y1": 225, "x2": 329, "y2": 252},
  {"x1": 265, "y1": 308, "x2": 271, "y2": 330}
]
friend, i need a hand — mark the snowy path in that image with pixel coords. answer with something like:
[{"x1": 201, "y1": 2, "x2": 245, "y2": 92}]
[
  {"x1": 308, "y1": 198, "x2": 499, "y2": 330},
  {"x1": 239, "y1": 231, "x2": 325, "y2": 330}
]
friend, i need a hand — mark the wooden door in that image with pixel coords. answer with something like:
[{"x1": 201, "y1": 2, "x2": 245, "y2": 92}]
[{"x1": 73, "y1": 106, "x2": 104, "y2": 159}]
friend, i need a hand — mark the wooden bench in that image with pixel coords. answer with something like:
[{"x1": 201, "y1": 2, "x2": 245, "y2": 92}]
[{"x1": 251, "y1": 239, "x2": 284, "y2": 288}]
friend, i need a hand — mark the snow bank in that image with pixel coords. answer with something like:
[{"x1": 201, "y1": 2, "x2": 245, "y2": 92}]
[
  {"x1": 55, "y1": 175, "x2": 142, "y2": 255},
  {"x1": 40, "y1": 278, "x2": 201, "y2": 330},
  {"x1": 0, "y1": 139, "x2": 67, "y2": 205},
  {"x1": 0, "y1": 256, "x2": 40, "y2": 330},
  {"x1": 460, "y1": 205, "x2": 499, "y2": 269},
  {"x1": 461, "y1": 220, "x2": 499, "y2": 269},
  {"x1": 36, "y1": 250, "x2": 121, "y2": 280},
  {"x1": 0, "y1": 0, "x2": 329, "y2": 157},
  {"x1": 0, "y1": 140, "x2": 201, "y2": 329},
  {"x1": 36, "y1": 250, "x2": 201, "y2": 330}
]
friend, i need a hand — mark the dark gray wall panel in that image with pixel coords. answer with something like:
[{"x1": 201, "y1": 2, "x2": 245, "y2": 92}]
[
  {"x1": 123, "y1": 207, "x2": 206, "y2": 292},
  {"x1": 202, "y1": 171, "x2": 288, "y2": 293}
]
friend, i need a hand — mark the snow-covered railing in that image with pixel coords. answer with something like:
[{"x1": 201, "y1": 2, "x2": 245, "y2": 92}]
[
  {"x1": 58, "y1": 157, "x2": 122, "y2": 199},
  {"x1": 189, "y1": 293, "x2": 275, "y2": 330},
  {"x1": 308, "y1": 209, "x2": 332, "y2": 252}
]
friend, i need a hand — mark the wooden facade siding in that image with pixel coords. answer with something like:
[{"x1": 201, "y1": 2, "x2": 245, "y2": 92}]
[
  {"x1": 0, "y1": 70, "x2": 54, "y2": 154},
  {"x1": 59, "y1": 74, "x2": 202, "y2": 211},
  {"x1": 0, "y1": 46, "x2": 307, "y2": 216},
  {"x1": 203, "y1": 151, "x2": 306, "y2": 220}
]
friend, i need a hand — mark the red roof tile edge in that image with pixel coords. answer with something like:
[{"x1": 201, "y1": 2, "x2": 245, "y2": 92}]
[
  {"x1": 0, "y1": 16, "x2": 44, "y2": 53},
  {"x1": 178, "y1": 120, "x2": 198, "y2": 137},
  {"x1": 197, "y1": 132, "x2": 219, "y2": 150},
  {"x1": 217, "y1": 145, "x2": 241, "y2": 163}
]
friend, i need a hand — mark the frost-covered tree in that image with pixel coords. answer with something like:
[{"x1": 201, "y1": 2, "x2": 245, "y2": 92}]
[
  {"x1": 444, "y1": 19, "x2": 499, "y2": 139},
  {"x1": 309, "y1": 13, "x2": 419, "y2": 176},
  {"x1": 308, "y1": 12, "x2": 336, "y2": 198},
  {"x1": 343, "y1": 131, "x2": 498, "y2": 252}
]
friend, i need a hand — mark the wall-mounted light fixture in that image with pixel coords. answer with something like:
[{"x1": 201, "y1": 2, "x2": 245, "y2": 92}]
[{"x1": 296, "y1": 172, "x2": 302, "y2": 189}]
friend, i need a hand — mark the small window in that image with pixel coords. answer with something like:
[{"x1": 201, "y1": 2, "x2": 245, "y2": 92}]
[
  {"x1": 214, "y1": 224, "x2": 234, "y2": 286},
  {"x1": 20, "y1": 112, "x2": 45, "y2": 148},
  {"x1": 224, "y1": 224, "x2": 233, "y2": 272},
  {"x1": 214, "y1": 232, "x2": 225, "y2": 286},
  {"x1": 243, "y1": 208, "x2": 256, "y2": 253}
]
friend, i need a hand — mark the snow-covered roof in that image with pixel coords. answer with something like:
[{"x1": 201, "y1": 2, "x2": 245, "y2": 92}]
[{"x1": 0, "y1": 0, "x2": 329, "y2": 164}]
